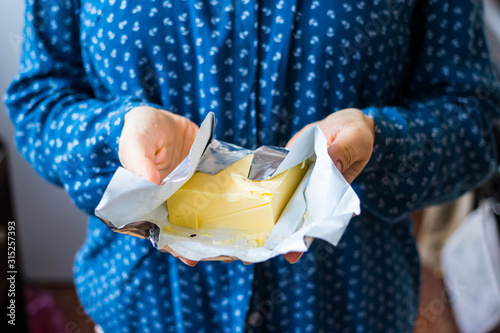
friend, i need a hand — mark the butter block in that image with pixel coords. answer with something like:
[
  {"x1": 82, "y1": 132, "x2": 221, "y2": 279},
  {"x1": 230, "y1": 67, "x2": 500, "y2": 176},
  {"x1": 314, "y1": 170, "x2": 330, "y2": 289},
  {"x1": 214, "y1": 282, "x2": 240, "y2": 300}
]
[{"x1": 166, "y1": 154, "x2": 308, "y2": 243}]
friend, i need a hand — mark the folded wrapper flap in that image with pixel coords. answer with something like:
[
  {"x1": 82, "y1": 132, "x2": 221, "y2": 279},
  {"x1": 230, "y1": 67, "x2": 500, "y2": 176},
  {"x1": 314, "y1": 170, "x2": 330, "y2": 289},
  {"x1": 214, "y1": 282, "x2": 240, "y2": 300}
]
[{"x1": 95, "y1": 112, "x2": 360, "y2": 262}]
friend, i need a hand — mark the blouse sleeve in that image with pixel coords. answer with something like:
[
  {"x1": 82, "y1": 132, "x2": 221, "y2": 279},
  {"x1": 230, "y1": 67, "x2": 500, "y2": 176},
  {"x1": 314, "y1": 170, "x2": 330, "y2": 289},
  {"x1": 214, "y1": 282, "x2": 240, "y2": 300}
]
[
  {"x1": 4, "y1": 0, "x2": 149, "y2": 215},
  {"x1": 357, "y1": 0, "x2": 500, "y2": 223}
]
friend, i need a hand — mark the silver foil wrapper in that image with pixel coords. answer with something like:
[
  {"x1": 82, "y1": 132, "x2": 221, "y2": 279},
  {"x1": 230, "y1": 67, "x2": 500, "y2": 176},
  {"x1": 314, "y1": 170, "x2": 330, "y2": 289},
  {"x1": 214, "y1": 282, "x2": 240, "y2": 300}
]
[
  {"x1": 195, "y1": 140, "x2": 252, "y2": 176},
  {"x1": 196, "y1": 139, "x2": 290, "y2": 181}
]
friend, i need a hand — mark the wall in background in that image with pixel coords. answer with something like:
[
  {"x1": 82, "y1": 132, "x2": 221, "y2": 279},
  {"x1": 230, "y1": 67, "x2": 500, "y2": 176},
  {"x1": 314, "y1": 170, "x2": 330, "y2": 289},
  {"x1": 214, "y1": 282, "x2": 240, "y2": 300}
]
[
  {"x1": 0, "y1": 1, "x2": 87, "y2": 282},
  {"x1": 485, "y1": 0, "x2": 500, "y2": 70}
]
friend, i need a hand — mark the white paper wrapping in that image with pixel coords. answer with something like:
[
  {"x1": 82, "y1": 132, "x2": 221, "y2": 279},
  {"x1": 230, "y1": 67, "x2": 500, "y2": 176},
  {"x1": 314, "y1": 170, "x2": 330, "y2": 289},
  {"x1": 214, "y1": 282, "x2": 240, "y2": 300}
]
[
  {"x1": 95, "y1": 112, "x2": 360, "y2": 262},
  {"x1": 441, "y1": 199, "x2": 500, "y2": 333}
]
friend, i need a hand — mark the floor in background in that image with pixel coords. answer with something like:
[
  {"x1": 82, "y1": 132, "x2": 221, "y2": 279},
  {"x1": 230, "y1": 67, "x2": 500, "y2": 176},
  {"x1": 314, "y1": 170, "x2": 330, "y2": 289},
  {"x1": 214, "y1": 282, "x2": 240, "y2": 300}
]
[
  {"x1": 414, "y1": 266, "x2": 459, "y2": 333},
  {"x1": 26, "y1": 284, "x2": 94, "y2": 333},
  {"x1": 24, "y1": 263, "x2": 485, "y2": 333}
]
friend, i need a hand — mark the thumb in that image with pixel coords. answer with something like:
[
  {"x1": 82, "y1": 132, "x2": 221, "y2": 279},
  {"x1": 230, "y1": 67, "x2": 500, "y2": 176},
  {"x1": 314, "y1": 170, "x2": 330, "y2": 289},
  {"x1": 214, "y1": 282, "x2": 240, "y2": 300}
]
[
  {"x1": 326, "y1": 127, "x2": 372, "y2": 183},
  {"x1": 133, "y1": 157, "x2": 162, "y2": 185},
  {"x1": 327, "y1": 138, "x2": 356, "y2": 175},
  {"x1": 119, "y1": 138, "x2": 162, "y2": 184}
]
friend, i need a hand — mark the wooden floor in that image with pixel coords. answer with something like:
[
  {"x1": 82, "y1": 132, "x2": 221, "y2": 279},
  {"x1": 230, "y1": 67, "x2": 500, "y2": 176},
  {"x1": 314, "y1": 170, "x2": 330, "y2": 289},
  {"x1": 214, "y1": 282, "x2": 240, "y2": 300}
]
[
  {"x1": 26, "y1": 284, "x2": 95, "y2": 333},
  {"x1": 25, "y1": 263, "x2": 491, "y2": 333}
]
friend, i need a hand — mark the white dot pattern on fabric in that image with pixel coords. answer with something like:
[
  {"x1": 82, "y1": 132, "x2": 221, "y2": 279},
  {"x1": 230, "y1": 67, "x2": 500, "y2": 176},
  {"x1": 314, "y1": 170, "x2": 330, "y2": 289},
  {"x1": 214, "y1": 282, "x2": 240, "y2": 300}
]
[{"x1": 5, "y1": 0, "x2": 500, "y2": 332}]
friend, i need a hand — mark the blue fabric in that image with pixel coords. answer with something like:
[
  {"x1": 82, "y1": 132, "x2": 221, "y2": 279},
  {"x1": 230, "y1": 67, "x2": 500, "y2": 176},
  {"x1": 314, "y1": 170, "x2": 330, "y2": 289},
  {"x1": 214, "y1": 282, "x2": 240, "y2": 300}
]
[{"x1": 5, "y1": 0, "x2": 500, "y2": 332}]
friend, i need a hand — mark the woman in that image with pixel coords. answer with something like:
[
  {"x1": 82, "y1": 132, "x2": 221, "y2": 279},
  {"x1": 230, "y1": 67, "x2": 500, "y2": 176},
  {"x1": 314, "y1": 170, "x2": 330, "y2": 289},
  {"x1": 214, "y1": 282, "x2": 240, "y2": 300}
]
[{"x1": 6, "y1": 0, "x2": 500, "y2": 331}]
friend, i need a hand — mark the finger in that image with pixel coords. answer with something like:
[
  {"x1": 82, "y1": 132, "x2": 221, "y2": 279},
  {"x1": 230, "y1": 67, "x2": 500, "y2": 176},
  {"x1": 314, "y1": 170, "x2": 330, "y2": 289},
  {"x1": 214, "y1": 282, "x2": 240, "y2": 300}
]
[
  {"x1": 120, "y1": 137, "x2": 162, "y2": 184},
  {"x1": 327, "y1": 125, "x2": 368, "y2": 173},
  {"x1": 284, "y1": 252, "x2": 303, "y2": 264},
  {"x1": 154, "y1": 145, "x2": 168, "y2": 165},
  {"x1": 179, "y1": 257, "x2": 198, "y2": 267},
  {"x1": 136, "y1": 158, "x2": 162, "y2": 185},
  {"x1": 340, "y1": 160, "x2": 370, "y2": 184},
  {"x1": 157, "y1": 119, "x2": 199, "y2": 181},
  {"x1": 169, "y1": 250, "x2": 180, "y2": 258},
  {"x1": 155, "y1": 145, "x2": 175, "y2": 183},
  {"x1": 170, "y1": 252, "x2": 198, "y2": 267},
  {"x1": 327, "y1": 124, "x2": 373, "y2": 183},
  {"x1": 127, "y1": 157, "x2": 161, "y2": 184},
  {"x1": 181, "y1": 118, "x2": 200, "y2": 155},
  {"x1": 169, "y1": 246, "x2": 198, "y2": 267}
]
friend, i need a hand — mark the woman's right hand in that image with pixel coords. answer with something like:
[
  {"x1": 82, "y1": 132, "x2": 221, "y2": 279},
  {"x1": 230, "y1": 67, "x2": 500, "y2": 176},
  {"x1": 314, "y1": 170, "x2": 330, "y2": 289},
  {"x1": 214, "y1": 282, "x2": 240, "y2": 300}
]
[
  {"x1": 119, "y1": 106, "x2": 199, "y2": 266},
  {"x1": 119, "y1": 106, "x2": 199, "y2": 185}
]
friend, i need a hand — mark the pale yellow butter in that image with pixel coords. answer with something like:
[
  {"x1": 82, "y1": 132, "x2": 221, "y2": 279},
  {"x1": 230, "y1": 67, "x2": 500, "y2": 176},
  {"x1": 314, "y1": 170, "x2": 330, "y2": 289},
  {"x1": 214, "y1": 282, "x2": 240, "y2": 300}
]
[{"x1": 166, "y1": 154, "x2": 308, "y2": 244}]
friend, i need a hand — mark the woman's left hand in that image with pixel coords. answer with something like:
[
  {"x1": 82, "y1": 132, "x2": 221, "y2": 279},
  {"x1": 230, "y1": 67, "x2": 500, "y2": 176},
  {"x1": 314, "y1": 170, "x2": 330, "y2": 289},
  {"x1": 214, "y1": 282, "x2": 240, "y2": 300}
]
[
  {"x1": 286, "y1": 108, "x2": 375, "y2": 184},
  {"x1": 283, "y1": 108, "x2": 375, "y2": 264}
]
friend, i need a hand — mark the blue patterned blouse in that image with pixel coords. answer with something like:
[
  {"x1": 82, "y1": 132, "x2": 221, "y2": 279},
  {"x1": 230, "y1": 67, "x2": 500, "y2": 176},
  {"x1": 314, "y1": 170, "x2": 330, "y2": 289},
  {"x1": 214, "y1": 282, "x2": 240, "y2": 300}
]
[{"x1": 5, "y1": 0, "x2": 500, "y2": 332}]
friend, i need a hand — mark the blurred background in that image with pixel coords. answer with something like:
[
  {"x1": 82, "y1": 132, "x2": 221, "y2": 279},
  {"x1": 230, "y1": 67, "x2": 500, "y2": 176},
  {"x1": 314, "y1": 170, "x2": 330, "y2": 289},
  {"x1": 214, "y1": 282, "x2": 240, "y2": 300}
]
[
  {"x1": 0, "y1": 1, "x2": 91, "y2": 332},
  {"x1": 0, "y1": 1, "x2": 499, "y2": 332}
]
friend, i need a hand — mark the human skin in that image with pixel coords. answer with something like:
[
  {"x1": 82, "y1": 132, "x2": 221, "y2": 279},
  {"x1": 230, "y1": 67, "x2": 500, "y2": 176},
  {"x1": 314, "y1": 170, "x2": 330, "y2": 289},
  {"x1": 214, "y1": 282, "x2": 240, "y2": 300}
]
[
  {"x1": 118, "y1": 107, "x2": 375, "y2": 265},
  {"x1": 119, "y1": 106, "x2": 199, "y2": 185},
  {"x1": 284, "y1": 108, "x2": 375, "y2": 263}
]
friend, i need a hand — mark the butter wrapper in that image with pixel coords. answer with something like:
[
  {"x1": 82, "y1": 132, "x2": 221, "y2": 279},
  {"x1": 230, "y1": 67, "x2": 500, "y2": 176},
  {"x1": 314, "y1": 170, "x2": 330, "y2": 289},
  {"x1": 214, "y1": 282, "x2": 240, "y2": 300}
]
[{"x1": 95, "y1": 112, "x2": 360, "y2": 263}]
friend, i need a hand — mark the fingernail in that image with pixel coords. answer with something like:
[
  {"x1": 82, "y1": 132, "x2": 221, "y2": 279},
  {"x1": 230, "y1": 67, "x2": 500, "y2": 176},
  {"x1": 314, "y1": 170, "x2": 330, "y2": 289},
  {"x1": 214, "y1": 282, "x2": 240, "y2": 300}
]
[{"x1": 335, "y1": 161, "x2": 343, "y2": 173}]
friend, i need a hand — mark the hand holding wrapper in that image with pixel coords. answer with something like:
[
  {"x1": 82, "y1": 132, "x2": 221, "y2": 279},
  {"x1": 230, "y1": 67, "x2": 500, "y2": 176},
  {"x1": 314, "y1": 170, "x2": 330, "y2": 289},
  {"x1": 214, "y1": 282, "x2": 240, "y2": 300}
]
[{"x1": 95, "y1": 112, "x2": 360, "y2": 263}]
